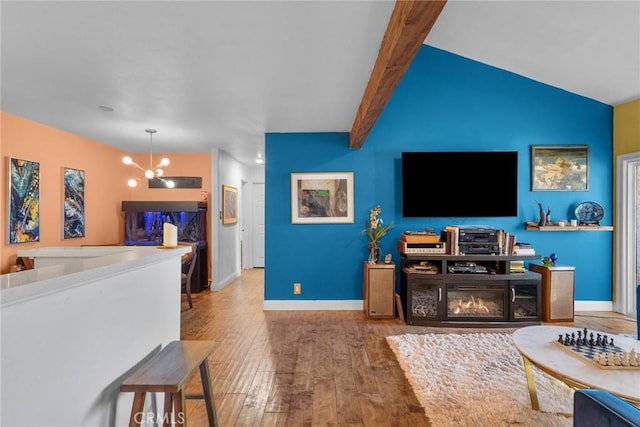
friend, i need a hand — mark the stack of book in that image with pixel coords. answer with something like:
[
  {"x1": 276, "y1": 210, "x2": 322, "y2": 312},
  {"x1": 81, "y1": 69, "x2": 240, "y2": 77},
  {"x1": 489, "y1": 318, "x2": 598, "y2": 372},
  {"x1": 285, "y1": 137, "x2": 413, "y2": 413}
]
[
  {"x1": 510, "y1": 260, "x2": 526, "y2": 273},
  {"x1": 444, "y1": 225, "x2": 460, "y2": 255},
  {"x1": 513, "y1": 242, "x2": 536, "y2": 255},
  {"x1": 497, "y1": 230, "x2": 516, "y2": 255}
]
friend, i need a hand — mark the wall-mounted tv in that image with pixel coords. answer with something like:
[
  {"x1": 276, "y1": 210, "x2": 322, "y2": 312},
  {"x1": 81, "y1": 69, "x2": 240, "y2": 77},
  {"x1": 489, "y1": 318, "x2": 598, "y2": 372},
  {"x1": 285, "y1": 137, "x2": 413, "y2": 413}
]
[{"x1": 402, "y1": 151, "x2": 518, "y2": 217}]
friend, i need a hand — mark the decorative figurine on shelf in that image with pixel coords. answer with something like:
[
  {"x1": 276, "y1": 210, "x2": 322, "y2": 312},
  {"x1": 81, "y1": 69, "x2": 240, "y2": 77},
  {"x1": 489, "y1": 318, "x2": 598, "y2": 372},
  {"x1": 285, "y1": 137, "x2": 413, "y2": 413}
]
[
  {"x1": 384, "y1": 253, "x2": 392, "y2": 264},
  {"x1": 549, "y1": 253, "x2": 558, "y2": 265},
  {"x1": 363, "y1": 205, "x2": 393, "y2": 264},
  {"x1": 536, "y1": 200, "x2": 551, "y2": 226},
  {"x1": 546, "y1": 206, "x2": 551, "y2": 224}
]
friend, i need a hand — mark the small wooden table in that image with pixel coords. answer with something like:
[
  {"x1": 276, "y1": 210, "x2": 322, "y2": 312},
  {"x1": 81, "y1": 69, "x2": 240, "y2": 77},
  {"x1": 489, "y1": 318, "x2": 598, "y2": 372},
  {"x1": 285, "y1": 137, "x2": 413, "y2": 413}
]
[{"x1": 512, "y1": 325, "x2": 640, "y2": 411}]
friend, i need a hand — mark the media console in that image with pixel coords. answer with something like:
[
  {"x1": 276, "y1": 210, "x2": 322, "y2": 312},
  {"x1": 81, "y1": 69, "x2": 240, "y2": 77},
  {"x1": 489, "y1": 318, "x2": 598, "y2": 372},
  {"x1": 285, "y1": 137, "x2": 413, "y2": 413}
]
[{"x1": 400, "y1": 253, "x2": 542, "y2": 327}]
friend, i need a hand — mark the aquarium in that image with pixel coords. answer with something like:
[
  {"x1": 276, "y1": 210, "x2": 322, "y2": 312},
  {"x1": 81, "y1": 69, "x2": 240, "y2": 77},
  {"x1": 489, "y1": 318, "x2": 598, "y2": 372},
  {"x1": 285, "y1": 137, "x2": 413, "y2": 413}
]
[{"x1": 122, "y1": 201, "x2": 207, "y2": 246}]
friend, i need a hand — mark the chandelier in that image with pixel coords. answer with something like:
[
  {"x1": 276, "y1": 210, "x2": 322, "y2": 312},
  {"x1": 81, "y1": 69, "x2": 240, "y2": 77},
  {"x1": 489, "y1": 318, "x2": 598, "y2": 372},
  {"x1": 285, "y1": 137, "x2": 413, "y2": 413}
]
[{"x1": 123, "y1": 129, "x2": 174, "y2": 188}]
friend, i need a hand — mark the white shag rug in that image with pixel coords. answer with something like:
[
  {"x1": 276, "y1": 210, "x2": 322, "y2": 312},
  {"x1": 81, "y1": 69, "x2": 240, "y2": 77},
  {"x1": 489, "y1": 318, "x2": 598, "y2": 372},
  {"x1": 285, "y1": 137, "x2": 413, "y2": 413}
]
[{"x1": 386, "y1": 333, "x2": 574, "y2": 427}]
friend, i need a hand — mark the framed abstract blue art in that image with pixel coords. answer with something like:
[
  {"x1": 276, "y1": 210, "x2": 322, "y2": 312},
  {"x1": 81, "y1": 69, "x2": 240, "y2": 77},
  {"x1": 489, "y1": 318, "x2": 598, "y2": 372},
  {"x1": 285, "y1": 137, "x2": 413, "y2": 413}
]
[
  {"x1": 8, "y1": 157, "x2": 40, "y2": 244},
  {"x1": 63, "y1": 167, "x2": 85, "y2": 238}
]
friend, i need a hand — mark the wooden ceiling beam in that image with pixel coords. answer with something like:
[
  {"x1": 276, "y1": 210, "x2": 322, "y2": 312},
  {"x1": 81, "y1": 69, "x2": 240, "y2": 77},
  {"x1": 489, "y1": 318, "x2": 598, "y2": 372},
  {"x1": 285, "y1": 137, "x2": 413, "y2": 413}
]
[{"x1": 350, "y1": 0, "x2": 447, "y2": 149}]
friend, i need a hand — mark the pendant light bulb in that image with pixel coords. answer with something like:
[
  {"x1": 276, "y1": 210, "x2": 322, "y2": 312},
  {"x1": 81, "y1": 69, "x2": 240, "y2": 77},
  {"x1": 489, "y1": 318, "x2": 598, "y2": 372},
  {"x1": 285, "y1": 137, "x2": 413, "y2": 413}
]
[{"x1": 124, "y1": 129, "x2": 172, "y2": 188}]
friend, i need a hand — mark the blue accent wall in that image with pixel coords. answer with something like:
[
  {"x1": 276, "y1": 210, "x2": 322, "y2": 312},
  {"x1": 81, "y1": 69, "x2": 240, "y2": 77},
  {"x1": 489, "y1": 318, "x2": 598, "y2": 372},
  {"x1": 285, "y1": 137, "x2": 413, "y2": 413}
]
[{"x1": 266, "y1": 45, "x2": 613, "y2": 302}]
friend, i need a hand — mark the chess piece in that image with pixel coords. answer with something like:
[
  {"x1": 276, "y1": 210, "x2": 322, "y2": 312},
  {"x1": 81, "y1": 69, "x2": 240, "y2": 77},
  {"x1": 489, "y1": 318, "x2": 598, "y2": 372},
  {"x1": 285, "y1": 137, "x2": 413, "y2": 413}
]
[
  {"x1": 598, "y1": 354, "x2": 608, "y2": 366},
  {"x1": 622, "y1": 351, "x2": 630, "y2": 366},
  {"x1": 615, "y1": 353, "x2": 623, "y2": 366}
]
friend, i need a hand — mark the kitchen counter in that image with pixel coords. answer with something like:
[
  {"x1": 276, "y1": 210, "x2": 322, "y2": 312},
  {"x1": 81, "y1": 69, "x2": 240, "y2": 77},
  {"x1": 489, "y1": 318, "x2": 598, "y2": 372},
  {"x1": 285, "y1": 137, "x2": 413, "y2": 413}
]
[
  {"x1": 1, "y1": 245, "x2": 190, "y2": 426},
  {"x1": 2, "y1": 245, "x2": 190, "y2": 307}
]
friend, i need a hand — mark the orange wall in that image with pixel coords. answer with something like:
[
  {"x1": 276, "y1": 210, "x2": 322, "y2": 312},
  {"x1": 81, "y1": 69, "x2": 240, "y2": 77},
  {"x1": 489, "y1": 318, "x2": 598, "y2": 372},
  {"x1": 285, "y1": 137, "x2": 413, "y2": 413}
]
[{"x1": 1, "y1": 112, "x2": 212, "y2": 274}]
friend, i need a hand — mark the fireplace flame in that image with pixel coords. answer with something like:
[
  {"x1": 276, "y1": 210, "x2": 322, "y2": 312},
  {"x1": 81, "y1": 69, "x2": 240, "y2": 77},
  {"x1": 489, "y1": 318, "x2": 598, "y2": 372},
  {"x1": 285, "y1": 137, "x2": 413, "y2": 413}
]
[{"x1": 451, "y1": 296, "x2": 491, "y2": 315}]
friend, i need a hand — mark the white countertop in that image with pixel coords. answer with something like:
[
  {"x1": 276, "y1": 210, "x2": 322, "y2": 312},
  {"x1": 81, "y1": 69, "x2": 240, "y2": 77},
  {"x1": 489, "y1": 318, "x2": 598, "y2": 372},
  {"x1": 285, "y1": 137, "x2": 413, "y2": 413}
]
[{"x1": 1, "y1": 245, "x2": 190, "y2": 307}]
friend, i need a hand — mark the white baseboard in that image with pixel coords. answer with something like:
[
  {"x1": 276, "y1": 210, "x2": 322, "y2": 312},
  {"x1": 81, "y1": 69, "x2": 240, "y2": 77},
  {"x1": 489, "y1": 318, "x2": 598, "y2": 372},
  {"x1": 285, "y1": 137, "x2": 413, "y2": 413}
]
[
  {"x1": 210, "y1": 271, "x2": 241, "y2": 291},
  {"x1": 263, "y1": 300, "x2": 363, "y2": 311},
  {"x1": 574, "y1": 300, "x2": 614, "y2": 312}
]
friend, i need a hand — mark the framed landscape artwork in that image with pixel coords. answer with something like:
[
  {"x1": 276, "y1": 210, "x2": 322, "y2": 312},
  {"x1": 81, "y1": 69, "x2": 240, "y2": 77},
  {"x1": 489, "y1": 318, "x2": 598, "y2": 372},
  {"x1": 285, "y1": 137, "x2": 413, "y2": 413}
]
[
  {"x1": 222, "y1": 184, "x2": 238, "y2": 225},
  {"x1": 7, "y1": 157, "x2": 40, "y2": 244},
  {"x1": 531, "y1": 145, "x2": 589, "y2": 191},
  {"x1": 63, "y1": 167, "x2": 85, "y2": 238},
  {"x1": 291, "y1": 172, "x2": 354, "y2": 224}
]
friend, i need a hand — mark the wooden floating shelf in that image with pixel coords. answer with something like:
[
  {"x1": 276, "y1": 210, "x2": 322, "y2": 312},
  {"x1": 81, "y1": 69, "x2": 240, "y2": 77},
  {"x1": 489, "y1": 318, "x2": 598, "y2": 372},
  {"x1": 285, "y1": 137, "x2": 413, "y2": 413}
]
[{"x1": 525, "y1": 222, "x2": 613, "y2": 232}]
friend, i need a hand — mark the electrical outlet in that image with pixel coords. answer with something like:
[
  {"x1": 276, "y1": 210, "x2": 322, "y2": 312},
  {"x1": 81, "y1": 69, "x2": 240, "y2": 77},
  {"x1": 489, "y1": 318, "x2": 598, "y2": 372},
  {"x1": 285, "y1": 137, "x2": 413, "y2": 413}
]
[{"x1": 293, "y1": 282, "x2": 302, "y2": 295}]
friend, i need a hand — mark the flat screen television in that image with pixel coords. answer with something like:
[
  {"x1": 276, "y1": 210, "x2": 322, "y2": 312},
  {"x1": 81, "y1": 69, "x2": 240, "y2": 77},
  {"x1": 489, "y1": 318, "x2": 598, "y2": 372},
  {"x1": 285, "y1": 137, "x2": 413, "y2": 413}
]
[{"x1": 402, "y1": 151, "x2": 518, "y2": 217}]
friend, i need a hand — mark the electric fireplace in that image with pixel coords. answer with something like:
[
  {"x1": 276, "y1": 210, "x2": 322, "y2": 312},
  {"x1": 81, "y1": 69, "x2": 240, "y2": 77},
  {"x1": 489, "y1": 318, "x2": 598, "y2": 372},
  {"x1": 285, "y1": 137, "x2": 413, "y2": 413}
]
[{"x1": 400, "y1": 254, "x2": 541, "y2": 327}]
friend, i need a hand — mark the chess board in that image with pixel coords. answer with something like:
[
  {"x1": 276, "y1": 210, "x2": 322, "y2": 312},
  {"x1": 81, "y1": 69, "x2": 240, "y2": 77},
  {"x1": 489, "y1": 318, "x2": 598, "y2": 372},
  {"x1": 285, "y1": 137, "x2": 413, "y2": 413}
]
[{"x1": 554, "y1": 329, "x2": 640, "y2": 370}]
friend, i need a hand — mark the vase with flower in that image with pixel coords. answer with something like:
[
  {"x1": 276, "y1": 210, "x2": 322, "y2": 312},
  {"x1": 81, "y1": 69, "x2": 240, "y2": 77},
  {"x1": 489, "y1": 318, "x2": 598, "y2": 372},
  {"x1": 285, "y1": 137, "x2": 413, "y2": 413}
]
[{"x1": 363, "y1": 205, "x2": 393, "y2": 264}]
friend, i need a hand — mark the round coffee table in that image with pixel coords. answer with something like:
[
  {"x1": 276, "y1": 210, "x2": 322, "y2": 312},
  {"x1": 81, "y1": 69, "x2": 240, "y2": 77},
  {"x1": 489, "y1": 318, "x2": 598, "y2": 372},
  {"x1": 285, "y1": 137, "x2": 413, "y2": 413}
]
[{"x1": 512, "y1": 325, "x2": 640, "y2": 410}]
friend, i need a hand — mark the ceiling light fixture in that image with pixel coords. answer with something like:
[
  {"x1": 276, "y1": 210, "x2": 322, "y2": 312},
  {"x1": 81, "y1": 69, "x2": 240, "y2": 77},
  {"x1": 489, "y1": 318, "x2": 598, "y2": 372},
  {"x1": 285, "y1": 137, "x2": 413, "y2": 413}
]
[{"x1": 123, "y1": 129, "x2": 175, "y2": 188}]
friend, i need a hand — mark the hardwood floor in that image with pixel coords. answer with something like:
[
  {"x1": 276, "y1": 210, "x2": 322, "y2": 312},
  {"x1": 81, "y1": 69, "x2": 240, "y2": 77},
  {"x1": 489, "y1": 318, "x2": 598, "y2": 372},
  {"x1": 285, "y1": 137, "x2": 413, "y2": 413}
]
[{"x1": 180, "y1": 268, "x2": 637, "y2": 427}]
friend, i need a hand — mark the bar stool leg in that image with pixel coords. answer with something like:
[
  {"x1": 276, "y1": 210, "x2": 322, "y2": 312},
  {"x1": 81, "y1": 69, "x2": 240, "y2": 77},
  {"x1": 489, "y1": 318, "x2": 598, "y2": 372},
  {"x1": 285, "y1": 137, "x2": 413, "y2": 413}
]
[
  {"x1": 163, "y1": 393, "x2": 173, "y2": 427},
  {"x1": 199, "y1": 360, "x2": 219, "y2": 427},
  {"x1": 186, "y1": 284, "x2": 193, "y2": 309},
  {"x1": 129, "y1": 392, "x2": 146, "y2": 427},
  {"x1": 174, "y1": 391, "x2": 186, "y2": 427}
]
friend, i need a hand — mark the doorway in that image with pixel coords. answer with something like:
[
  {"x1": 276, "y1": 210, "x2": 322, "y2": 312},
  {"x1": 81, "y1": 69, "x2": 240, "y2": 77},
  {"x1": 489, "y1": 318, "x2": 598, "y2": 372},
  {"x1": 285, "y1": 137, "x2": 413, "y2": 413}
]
[{"x1": 614, "y1": 152, "x2": 639, "y2": 317}]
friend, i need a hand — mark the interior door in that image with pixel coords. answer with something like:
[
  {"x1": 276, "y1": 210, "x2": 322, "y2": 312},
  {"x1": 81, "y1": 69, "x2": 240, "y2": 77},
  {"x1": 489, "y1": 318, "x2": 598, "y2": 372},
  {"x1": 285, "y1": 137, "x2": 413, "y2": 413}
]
[{"x1": 252, "y1": 183, "x2": 265, "y2": 268}]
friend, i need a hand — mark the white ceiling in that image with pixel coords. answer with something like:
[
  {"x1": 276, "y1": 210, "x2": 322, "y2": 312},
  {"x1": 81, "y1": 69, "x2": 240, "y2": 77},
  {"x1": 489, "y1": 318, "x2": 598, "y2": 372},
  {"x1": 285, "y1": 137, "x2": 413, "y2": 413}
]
[
  {"x1": 2, "y1": 1, "x2": 638, "y2": 166},
  {"x1": 426, "y1": 1, "x2": 640, "y2": 107}
]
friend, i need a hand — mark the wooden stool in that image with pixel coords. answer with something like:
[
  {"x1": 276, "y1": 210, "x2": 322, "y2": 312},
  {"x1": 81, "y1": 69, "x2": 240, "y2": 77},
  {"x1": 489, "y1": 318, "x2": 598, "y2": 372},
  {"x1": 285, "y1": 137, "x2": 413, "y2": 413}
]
[{"x1": 120, "y1": 340, "x2": 218, "y2": 427}]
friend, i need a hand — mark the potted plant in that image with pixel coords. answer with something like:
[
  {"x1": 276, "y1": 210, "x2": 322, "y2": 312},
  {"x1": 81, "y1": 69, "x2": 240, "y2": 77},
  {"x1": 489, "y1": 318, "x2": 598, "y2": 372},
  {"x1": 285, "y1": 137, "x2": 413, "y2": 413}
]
[{"x1": 363, "y1": 205, "x2": 393, "y2": 264}]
